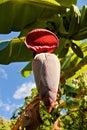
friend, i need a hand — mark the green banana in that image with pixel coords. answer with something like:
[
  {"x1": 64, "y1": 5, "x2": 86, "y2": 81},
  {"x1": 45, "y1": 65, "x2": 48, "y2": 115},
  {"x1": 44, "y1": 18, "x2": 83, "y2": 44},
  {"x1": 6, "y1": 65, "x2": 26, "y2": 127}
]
[
  {"x1": 80, "y1": 6, "x2": 87, "y2": 29},
  {"x1": 56, "y1": 14, "x2": 69, "y2": 37},
  {"x1": 71, "y1": 42, "x2": 83, "y2": 58},
  {"x1": 68, "y1": 5, "x2": 81, "y2": 38},
  {"x1": 72, "y1": 27, "x2": 87, "y2": 40},
  {"x1": 72, "y1": 6, "x2": 87, "y2": 40},
  {"x1": 61, "y1": 54, "x2": 72, "y2": 71}
]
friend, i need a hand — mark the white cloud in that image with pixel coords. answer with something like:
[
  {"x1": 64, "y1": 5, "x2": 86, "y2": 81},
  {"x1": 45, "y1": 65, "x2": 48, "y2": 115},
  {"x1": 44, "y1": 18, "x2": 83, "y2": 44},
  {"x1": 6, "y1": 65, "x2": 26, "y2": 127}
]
[
  {"x1": 13, "y1": 82, "x2": 36, "y2": 99},
  {"x1": 0, "y1": 100, "x2": 3, "y2": 107},
  {"x1": 0, "y1": 100, "x2": 21, "y2": 112},
  {"x1": 4, "y1": 103, "x2": 21, "y2": 112},
  {"x1": 5, "y1": 105, "x2": 10, "y2": 111},
  {"x1": 0, "y1": 100, "x2": 22, "y2": 119},
  {"x1": 0, "y1": 68, "x2": 8, "y2": 79}
]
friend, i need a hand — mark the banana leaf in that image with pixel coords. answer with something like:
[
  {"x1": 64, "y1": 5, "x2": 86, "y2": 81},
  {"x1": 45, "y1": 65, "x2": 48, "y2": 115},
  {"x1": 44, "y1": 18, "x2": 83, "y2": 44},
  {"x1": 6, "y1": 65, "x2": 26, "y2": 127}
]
[
  {"x1": 0, "y1": 0, "x2": 77, "y2": 34},
  {"x1": 0, "y1": 37, "x2": 33, "y2": 64},
  {"x1": 0, "y1": 19, "x2": 49, "y2": 65},
  {"x1": 61, "y1": 41, "x2": 87, "y2": 80}
]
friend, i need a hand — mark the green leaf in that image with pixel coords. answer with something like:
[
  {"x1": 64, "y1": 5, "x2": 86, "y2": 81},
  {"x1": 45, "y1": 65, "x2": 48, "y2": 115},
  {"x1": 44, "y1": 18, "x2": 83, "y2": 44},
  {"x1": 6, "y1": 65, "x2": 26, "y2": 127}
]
[
  {"x1": 0, "y1": 37, "x2": 33, "y2": 64},
  {"x1": 60, "y1": 40, "x2": 87, "y2": 80},
  {"x1": 0, "y1": 0, "x2": 76, "y2": 34},
  {"x1": 80, "y1": 5, "x2": 87, "y2": 29},
  {"x1": 72, "y1": 6, "x2": 87, "y2": 40},
  {"x1": 68, "y1": 5, "x2": 80, "y2": 37},
  {"x1": 56, "y1": 0, "x2": 77, "y2": 6},
  {"x1": 20, "y1": 62, "x2": 32, "y2": 77},
  {"x1": 57, "y1": 14, "x2": 68, "y2": 35},
  {"x1": 71, "y1": 42, "x2": 83, "y2": 58},
  {"x1": 72, "y1": 27, "x2": 87, "y2": 40},
  {"x1": 68, "y1": 63, "x2": 87, "y2": 80},
  {"x1": 63, "y1": 84, "x2": 77, "y2": 95},
  {"x1": 61, "y1": 53, "x2": 72, "y2": 71},
  {"x1": 0, "y1": 40, "x2": 10, "y2": 51}
]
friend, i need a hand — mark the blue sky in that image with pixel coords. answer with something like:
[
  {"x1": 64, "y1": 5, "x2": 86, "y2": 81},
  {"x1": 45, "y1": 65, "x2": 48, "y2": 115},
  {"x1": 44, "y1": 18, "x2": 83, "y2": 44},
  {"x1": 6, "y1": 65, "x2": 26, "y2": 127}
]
[
  {"x1": 0, "y1": 32, "x2": 36, "y2": 119},
  {"x1": 0, "y1": 0, "x2": 87, "y2": 120}
]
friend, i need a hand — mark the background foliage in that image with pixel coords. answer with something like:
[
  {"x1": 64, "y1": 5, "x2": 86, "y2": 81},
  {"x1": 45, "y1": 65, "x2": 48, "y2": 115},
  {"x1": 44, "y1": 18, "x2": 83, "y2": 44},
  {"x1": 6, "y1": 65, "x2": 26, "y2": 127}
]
[{"x1": 0, "y1": 0, "x2": 87, "y2": 130}]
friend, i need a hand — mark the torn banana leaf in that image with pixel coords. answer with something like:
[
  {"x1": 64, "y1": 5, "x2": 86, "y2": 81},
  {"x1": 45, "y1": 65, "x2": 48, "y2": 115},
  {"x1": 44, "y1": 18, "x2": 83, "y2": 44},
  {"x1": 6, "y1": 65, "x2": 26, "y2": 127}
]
[{"x1": 20, "y1": 62, "x2": 32, "y2": 77}]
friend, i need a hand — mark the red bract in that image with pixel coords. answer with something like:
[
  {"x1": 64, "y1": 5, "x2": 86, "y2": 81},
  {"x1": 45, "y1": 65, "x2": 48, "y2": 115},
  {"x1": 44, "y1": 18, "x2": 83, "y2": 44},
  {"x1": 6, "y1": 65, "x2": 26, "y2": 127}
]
[{"x1": 25, "y1": 28, "x2": 59, "y2": 53}]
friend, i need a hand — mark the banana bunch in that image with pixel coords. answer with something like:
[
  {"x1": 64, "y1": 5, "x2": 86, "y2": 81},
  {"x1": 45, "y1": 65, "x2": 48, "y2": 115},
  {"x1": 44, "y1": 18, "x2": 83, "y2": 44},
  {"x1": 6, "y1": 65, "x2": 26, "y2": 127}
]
[
  {"x1": 62, "y1": 5, "x2": 87, "y2": 40},
  {"x1": 80, "y1": 6, "x2": 87, "y2": 29},
  {"x1": 50, "y1": 5, "x2": 87, "y2": 40},
  {"x1": 46, "y1": 14, "x2": 69, "y2": 38},
  {"x1": 68, "y1": 5, "x2": 81, "y2": 38},
  {"x1": 72, "y1": 6, "x2": 87, "y2": 40},
  {"x1": 52, "y1": 5, "x2": 81, "y2": 39}
]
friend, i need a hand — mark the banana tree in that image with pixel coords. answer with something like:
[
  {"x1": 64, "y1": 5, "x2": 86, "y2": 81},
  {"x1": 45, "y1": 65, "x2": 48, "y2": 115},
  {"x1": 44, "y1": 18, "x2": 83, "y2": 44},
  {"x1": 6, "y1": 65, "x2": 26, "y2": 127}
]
[{"x1": 0, "y1": 0, "x2": 87, "y2": 130}]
